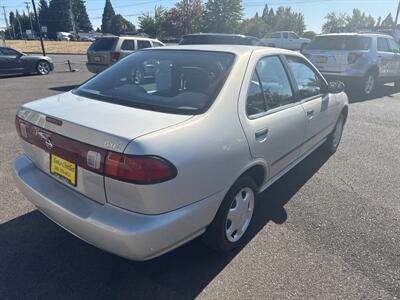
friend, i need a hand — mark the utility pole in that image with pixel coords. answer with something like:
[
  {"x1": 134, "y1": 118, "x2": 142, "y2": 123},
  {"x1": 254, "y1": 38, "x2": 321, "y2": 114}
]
[
  {"x1": 395, "y1": 0, "x2": 400, "y2": 30},
  {"x1": 1, "y1": 6, "x2": 10, "y2": 38},
  {"x1": 31, "y1": 0, "x2": 46, "y2": 56},
  {"x1": 24, "y1": 2, "x2": 34, "y2": 37},
  {"x1": 69, "y1": 0, "x2": 77, "y2": 35}
]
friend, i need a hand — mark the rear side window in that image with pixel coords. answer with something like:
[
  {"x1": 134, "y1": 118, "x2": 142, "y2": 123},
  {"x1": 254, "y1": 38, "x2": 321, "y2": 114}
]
[
  {"x1": 137, "y1": 40, "x2": 152, "y2": 49},
  {"x1": 286, "y1": 56, "x2": 323, "y2": 99},
  {"x1": 378, "y1": 38, "x2": 390, "y2": 52},
  {"x1": 246, "y1": 56, "x2": 294, "y2": 116},
  {"x1": 75, "y1": 50, "x2": 235, "y2": 115},
  {"x1": 121, "y1": 40, "x2": 135, "y2": 51},
  {"x1": 307, "y1": 36, "x2": 371, "y2": 50},
  {"x1": 89, "y1": 38, "x2": 117, "y2": 51},
  {"x1": 271, "y1": 33, "x2": 281, "y2": 38},
  {"x1": 282, "y1": 32, "x2": 289, "y2": 39}
]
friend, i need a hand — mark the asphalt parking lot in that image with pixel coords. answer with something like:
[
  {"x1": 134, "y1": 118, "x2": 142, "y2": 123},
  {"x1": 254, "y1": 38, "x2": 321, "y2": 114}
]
[{"x1": 0, "y1": 55, "x2": 399, "y2": 299}]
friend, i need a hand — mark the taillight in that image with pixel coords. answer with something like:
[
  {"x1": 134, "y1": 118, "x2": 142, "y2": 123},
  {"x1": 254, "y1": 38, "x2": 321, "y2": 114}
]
[
  {"x1": 110, "y1": 52, "x2": 120, "y2": 63},
  {"x1": 348, "y1": 52, "x2": 362, "y2": 64},
  {"x1": 104, "y1": 152, "x2": 177, "y2": 184}
]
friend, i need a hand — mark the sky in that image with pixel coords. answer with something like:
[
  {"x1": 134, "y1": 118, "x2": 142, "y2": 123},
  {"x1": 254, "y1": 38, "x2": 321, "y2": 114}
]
[{"x1": 0, "y1": 0, "x2": 398, "y2": 33}]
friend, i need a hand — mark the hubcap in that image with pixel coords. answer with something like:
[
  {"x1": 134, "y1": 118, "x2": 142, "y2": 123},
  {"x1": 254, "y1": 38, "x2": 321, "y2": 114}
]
[
  {"x1": 332, "y1": 117, "x2": 343, "y2": 148},
  {"x1": 364, "y1": 74, "x2": 375, "y2": 94},
  {"x1": 225, "y1": 187, "x2": 255, "y2": 243},
  {"x1": 38, "y1": 62, "x2": 50, "y2": 75}
]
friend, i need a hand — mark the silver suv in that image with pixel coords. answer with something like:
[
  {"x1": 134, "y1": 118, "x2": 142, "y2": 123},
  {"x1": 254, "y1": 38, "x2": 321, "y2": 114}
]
[
  {"x1": 303, "y1": 33, "x2": 400, "y2": 95},
  {"x1": 86, "y1": 36, "x2": 165, "y2": 74}
]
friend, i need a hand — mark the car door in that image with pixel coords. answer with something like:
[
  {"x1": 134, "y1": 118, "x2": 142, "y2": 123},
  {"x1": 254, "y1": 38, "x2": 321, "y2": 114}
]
[
  {"x1": 377, "y1": 37, "x2": 394, "y2": 78},
  {"x1": 0, "y1": 49, "x2": 7, "y2": 74},
  {"x1": 0, "y1": 48, "x2": 24, "y2": 74},
  {"x1": 387, "y1": 38, "x2": 400, "y2": 78},
  {"x1": 284, "y1": 55, "x2": 338, "y2": 155},
  {"x1": 281, "y1": 32, "x2": 290, "y2": 49},
  {"x1": 239, "y1": 54, "x2": 307, "y2": 180},
  {"x1": 288, "y1": 32, "x2": 300, "y2": 50}
]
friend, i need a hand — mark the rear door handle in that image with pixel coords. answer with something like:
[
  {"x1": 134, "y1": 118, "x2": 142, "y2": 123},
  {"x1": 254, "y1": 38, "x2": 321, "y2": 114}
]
[
  {"x1": 255, "y1": 128, "x2": 269, "y2": 143},
  {"x1": 307, "y1": 110, "x2": 314, "y2": 118}
]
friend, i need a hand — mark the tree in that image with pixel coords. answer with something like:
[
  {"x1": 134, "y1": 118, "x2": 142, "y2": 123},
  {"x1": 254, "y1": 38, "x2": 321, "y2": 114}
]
[
  {"x1": 73, "y1": 0, "x2": 93, "y2": 32},
  {"x1": 240, "y1": 14, "x2": 267, "y2": 38},
  {"x1": 139, "y1": 6, "x2": 166, "y2": 38},
  {"x1": 110, "y1": 14, "x2": 135, "y2": 35},
  {"x1": 202, "y1": 0, "x2": 243, "y2": 33},
  {"x1": 47, "y1": 0, "x2": 72, "y2": 38},
  {"x1": 261, "y1": 4, "x2": 269, "y2": 22},
  {"x1": 345, "y1": 8, "x2": 375, "y2": 30},
  {"x1": 271, "y1": 7, "x2": 305, "y2": 34},
  {"x1": 302, "y1": 30, "x2": 317, "y2": 39},
  {"x1": 381, "y1": 13, "x2": 395, "y2": 28},
  {"x1": 163, "y1": 0, "x2": 203, "y2": 38},
  {"x1": 322, "y1": 12, "x2": 347, "y2": 33},
  {"x1": 38, "y1": 0, "x2": 49, "y2": 27},
  {"x1": 101, "y1": 0, "x2": 115, "y2": 34}
]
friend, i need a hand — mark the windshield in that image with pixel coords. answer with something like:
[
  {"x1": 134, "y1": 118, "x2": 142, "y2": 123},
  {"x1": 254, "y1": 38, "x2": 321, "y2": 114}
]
[
  {"x1": 75, "y1": 50, "x2": 235, "y2": 114},
  {"x1": 307, "y1": 36, "x2": 371, "y2": 50}
]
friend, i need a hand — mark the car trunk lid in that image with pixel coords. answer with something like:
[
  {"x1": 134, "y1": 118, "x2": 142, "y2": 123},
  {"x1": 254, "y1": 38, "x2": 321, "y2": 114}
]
[
  {"x1": 87, "y1": 37, "x2": 118, "y2": 65},
  {"x1": 16, "y1": 92, "x2": 193, "y2": 200}
]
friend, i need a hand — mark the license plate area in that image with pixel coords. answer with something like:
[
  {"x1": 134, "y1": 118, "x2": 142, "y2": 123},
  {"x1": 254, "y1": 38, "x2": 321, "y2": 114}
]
[
  {"x1": 50, "y1": 154, "x2": 77, "y2": 187},
  {"x1": 315, "y1": 56, "x2": 328, "y2": 64},
  {"x1": 94, "y1": 56, "x2": 101, "y2": 63}
]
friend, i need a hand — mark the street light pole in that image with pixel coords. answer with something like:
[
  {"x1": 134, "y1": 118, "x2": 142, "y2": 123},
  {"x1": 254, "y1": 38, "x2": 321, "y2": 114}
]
[
  {"x1": 395, "y1": 0, "x2": 400, "y2": 30},
  {"x1": 31, "y1": 0, "x2": 46, "y2": 56}
]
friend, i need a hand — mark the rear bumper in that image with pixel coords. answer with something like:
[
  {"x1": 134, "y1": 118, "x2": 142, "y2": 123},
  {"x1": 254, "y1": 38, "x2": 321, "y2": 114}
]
[
  {"x1": 86, "y1": 63, "x2": 108, "y2": 74},
  {"x1": 12, "y1": 155, "x2": 223, "y2": 261}
]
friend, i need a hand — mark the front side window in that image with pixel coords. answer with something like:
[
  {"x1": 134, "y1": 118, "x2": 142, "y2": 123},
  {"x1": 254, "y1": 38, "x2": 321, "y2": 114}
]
[
  {"x1": 289, "y1": 32, "x2": 298, "y2": 39},
  {"x1": 75, "y1": 50, "x2": 235, "y2": 114},
  {"x1": 286, "y1": 56, "x2": 323, "y2": 99},
  {"x1": 1, "y1": 48, "x2": 19, "y2": 56},
  {"x1": 138, "y1": 40, "x2": 152, "y2": 49},
  {"x1": 378, "y1": 38, "x2": 390, "y2": 52},
  {"x1": 121, "y1": 40, "x2": 135, "y2": 51},
  {"x1": 387, "y1": 38, "x2": 399, "y2": 53}
]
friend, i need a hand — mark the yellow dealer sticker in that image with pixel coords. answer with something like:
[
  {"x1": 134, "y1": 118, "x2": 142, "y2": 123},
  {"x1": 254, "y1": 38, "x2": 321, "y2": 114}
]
[{"x1": 50, "y1": 154, "x2": 77, "y2": 186}]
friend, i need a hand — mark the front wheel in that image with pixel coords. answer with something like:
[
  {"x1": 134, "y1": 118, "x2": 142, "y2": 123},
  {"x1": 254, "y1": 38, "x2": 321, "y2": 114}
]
[
  {"x1": 202, "y1": 176, "x2": 257, "y2": 252},
  {"x1": 362, "y1": 71, "x2": 376, "y2": 96},
  {"x1": 325, "y1": 113, "x2": 345, "y2": 154},
  {"x1": 37, "y1": 61, "x2": 51, "y2": 75}
]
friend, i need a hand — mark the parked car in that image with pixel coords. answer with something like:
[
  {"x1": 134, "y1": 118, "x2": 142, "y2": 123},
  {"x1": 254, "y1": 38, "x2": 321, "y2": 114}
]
[
  {"x1": 13, "y1": 45, "x2": 348, "y2": 260},
  {"x1": 179, "y1": 33, "x2": 265, "y2": 46},
  {"x1": 303, "y1": 33, "x2": 400, "y2": 95},
  {"x1": 0, "y1": 47, "x2": 53, "y2": 76},
  {"x1": 86, "y1": 36, "x2": 165, "y2": 74},
  {"x1": 57, "y1": 32, "x2": 71, "y2": 41},
  {"x1": 261, "y1": 31, "x2": 310, "y2": 50}
]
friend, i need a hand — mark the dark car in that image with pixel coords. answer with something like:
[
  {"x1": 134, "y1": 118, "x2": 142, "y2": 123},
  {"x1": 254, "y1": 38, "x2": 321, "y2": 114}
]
[
  {"x1": 179, "y1": 33, "x2": 265, "y2": 46},
  {"x1": 0, "y1": 47, "x2": 54, "y2": 76}
]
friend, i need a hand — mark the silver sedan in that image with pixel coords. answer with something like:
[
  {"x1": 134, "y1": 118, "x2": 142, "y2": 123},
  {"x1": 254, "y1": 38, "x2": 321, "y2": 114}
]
[{"x1": 13, "y1": 45, "x2": 348, "y2": 260}]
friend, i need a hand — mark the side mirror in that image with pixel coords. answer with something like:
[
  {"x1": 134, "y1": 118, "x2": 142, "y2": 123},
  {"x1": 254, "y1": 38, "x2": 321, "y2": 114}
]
[{"x1": 328, "y1": 80, "x2": 345, "y2": 94}]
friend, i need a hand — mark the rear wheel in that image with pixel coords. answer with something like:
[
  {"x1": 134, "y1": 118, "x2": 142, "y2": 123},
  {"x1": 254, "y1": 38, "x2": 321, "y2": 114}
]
[
  {"x1": 37, "y1": 60, "x2": 51, "y2": 75},
  {"x1": 202, "y1": 176, "x2": 257, "y2": 252}
]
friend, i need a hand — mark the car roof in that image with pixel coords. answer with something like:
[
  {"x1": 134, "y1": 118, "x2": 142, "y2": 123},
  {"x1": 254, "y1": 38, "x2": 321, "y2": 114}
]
[
  {"x1": 182, "y1": 33, "x2": 256, "y2": 39},
  {"x1": 317, "y1": 32, "x2": 393, "y2": 38},
  {"x1": 144, "y1": 44, "x2": 301, "y2": 57}
]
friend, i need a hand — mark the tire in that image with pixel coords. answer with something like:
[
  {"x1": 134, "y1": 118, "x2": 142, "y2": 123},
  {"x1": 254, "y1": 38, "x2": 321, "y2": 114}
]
[
  {"x1": 361, "y1": 70, "x2": 377, "y2": 96},
  {"x1": 325, "y1": 112, "x2": 345, "y2": 154},
  {"x1": 202, "y1": 176, "x2": 258, "y2": 252},
  {"x1": 394, "y1": 79, "x2": 400, "y2": 89},
  {"x1": 37, "y1": 60, "x2": 51, "y2": 75}
]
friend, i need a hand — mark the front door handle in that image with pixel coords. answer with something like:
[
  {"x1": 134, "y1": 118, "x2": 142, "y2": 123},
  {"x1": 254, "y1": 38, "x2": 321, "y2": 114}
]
[
  {"x1": 307, "y1": 110, "x2": 314, "y2": 118},
  {"x1": 255, "y1": 128, "x2": 269, "y2": 143}
]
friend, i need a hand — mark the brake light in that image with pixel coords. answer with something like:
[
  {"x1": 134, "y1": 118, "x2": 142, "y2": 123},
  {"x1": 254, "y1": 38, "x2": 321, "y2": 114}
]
[
  {"x1": 348, "y1": 52, "x2": 362, "y2": 64},
  {"x1": 110, "y1": 52, "x2": 120, "y2": 62},
  {"x1": 104, "y1": 152, "x2": 177, "y2": 184}
]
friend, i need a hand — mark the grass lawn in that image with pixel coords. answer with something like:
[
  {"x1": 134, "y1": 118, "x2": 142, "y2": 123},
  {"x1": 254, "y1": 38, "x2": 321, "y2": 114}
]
[{"x1": 2, "y1": 40, "x2": 91, "y2": 54}]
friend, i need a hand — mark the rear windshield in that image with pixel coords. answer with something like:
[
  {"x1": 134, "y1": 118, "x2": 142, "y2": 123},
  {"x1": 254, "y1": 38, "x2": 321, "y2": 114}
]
[
  {"x1": 307, "y1": 36, "x2": 372, "y2": 50},
  {"x1": 74, "y1": 50, "x2": 235, "y2": 114},
  {"x1": 89, "y1": 37, "x2": 117, "y2": 51},
  {"x1": 180, "y1": 35, "x2": 256, "y2": 45}
]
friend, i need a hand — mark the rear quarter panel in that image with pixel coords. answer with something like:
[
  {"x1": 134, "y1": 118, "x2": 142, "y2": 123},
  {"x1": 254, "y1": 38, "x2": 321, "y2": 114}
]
[{"x1": 105, "y1": 52, "x2": 255, "y2": 215}]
